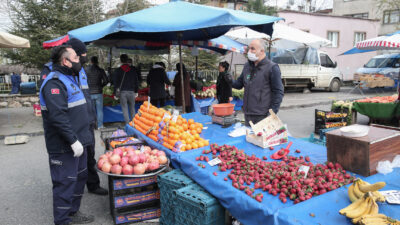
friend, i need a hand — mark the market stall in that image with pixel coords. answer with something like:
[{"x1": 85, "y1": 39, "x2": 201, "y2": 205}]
[{"x1": 123, "y1": 110, "x2": 400, "y2": 225}]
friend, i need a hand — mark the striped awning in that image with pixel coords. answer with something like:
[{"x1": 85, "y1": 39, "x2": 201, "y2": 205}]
[{"x1": 356, "y1": 33, "x2": 400, "y2": 50}]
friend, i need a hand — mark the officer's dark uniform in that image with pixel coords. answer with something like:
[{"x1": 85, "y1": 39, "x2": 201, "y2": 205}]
[
  {"x1": 78, "y1": 68, "x2": 101, "y2": 192},
  {"x1": 40, "y1": 65, "x2": 92, "y2": 225},
  {"x1": 39, "y1": 62, "x2": 53, "y2": 88}
]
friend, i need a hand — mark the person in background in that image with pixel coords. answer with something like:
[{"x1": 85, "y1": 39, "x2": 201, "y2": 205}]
[
  {"x1": 65, "y1": 38, "x2": 108, "y2": 196},
  {"x1": 173, "y1": 63, "x2": 191, "y2": 113},
  {"x1": 113, "y1": 54, "x2": 139, "y2": 124},
  {"x1": 216, "y1": 61, "x2": 233, "y2": 104},
  {"x1": 147, "y1": 62, "x2": 171, "y2": 107},
  {"x1": 232, "y1": 39, "x2": 284, "y2": 126},
  {"x1": 10, "y1": 72, "x2": 21, "y2": 94},
  {"x1": 85, "y1": 56, "x2": 109, "y2": 129},
  {"x1": 40, "y1": 45, "x2": 94, "y2": 225}
]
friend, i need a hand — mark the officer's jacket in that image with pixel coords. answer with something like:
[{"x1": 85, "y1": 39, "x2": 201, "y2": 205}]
[{"x1": 40, "y1": 66, "x2": 93, "y2": 154}]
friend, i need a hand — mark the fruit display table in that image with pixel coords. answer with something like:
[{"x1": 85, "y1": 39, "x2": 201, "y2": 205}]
[
  {"x1": 125, "y1": 112, "x2": 400, "y2": 225},
  {"x1": 353, "y1": 102, "x2": 400, "y2": 120}
]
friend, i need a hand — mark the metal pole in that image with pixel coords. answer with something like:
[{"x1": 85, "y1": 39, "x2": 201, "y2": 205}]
[
  {"x1": 195, "y1": 56, "x2": 198, "y2": 79},
  {"x1": 268, "y1": 40, "x2": 271, "y2": 59},
  {"x1": 178, "y1": 34, "x2": 186, "y2": 113}
]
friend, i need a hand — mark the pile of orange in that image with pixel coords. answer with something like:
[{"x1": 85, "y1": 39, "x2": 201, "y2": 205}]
[{"x1": 130, "y1": 101, "x2": 209, "y2": 152}]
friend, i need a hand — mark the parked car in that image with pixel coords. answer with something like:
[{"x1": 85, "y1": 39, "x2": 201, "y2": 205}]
[{"x1": 355, "y1": 53, "x2": 400, "y2": 79}]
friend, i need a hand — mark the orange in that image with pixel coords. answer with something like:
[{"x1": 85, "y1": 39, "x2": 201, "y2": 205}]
[
  {"x1": 197, "y1": 123, "x2": 203, "y2": 129},
  {"x1": 164, "y1": 117, "x2": 170, "y2": 123},
  {"x1": 190, "y1": 130, "x2": 197, "y2": 135},
  {"x1": 174, "y1": 133, "x2": 180, "y2": 140},
  {"x1": 161, "y1": 130, "x2": 167, "y2": 136},
  {"x1": 204, "y1": 140, "x2": 209, "y2": 146},
  {"x1": 186, "y1": 144, "x2": 192, "y2": 150},
  {"x1": 196, "y1": 128, "x2": 202, "y2": 134},
  {"x1": 180, "y1": 140, "x2": 186, "y2": 145},
  {"x1": 169, "y1": 121, "x2": 176, "y2": 127},
  {"x1": 189, "y1": 124, "x2": 196, "y2": 130},
  {"x1": 198, "y1": 141, "x2": 204, "y2": 148},
  {"x1": 188, "y1": 119, "x2": 194, "y2": 124},
  {"x1": 192, "y1": 143, "x2": 198, "y2": 149},
  {"x1": 183, "y1": 124, "x2": 188, "y2": 131},
  {"x1": 180, "y1": 146, "x2": 186, "y2": 152},
  {"x1": 194, "y1": 133, "x2": 200, "y2": 140}
]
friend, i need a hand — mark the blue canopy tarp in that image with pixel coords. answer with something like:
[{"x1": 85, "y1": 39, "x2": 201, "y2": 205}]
[{"x1": 63, "y1": 1, "x2": 282, "y2": 43}]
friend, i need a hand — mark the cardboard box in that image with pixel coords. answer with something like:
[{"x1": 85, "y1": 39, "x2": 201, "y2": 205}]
[{"x1": 245, "y1": 109, "x2": 288, "y2": 148}]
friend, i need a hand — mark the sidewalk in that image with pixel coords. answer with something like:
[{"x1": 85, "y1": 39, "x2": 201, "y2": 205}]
[{"x1": 0, "y1": 107, "x2": 43, "y2": 138}]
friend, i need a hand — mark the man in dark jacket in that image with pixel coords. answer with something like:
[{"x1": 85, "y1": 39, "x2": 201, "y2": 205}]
[
  {"x1": 40, "y1": 45, "x2": 94, "y2": 225},
  {"x1": 147, "y1": 62, "x2": 171, "y2": 107},
  {"x1": 113, "y1": 54, "x2": 139, "y2": 124},
  {"x1": 232, "y1": 39, "x2": 284, "y2": 126},
  {"x1": 65, "y1": 38, "x2": 108, "y2": 196},
  {"x1": 85, "y1": 56, "x2": 108, "y2": 129}
]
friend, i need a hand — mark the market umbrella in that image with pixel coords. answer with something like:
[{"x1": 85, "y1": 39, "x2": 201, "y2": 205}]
[
  {"x1": 42, "y1": 1, "x2": 282, "y2": 112},
  {"x1": 0, "y1": 31, "x2": 30, "y2": 48},
  {"x1": 356, "y1": 31, "x2": 400, "y2": 50},
  {"x1": 225, "y1": 23, "x2": 331, "y2": 57}
]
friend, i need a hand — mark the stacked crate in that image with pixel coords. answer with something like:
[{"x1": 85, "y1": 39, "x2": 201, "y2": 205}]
[
  {"x1": 108, "y1": 175, "x2": 161, "y2": 224},
  {"x1": 315, "y1": 109, "x2": 347, "y2": 134},
  {"x1": 173, "y1": 184, "x2": 225, "y2": 225},
  {"x1": 157, "y1": 169, "x2": 194, "y2": 225}
]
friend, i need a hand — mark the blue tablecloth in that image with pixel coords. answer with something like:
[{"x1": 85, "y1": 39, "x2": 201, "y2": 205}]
[
  {"x1": 192, "y1": 97, "x2": 215, "y2": 113},
  {"x1": 125, "y1": 112, "x2": 400, "y2": 225}
]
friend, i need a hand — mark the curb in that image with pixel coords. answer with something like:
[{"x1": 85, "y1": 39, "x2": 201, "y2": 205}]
[
  {"x1": 0, "y1": 131, "x2": 44, "y2": 140},
  {"x1": 280, "y1": 97, "x2": 363, "y2": 110}
]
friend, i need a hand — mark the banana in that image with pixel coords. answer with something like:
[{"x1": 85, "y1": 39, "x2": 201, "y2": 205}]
[
  {"x1": 344, "y1": 197, "x2": 372, "y2": 219},
  {"x1": 348, "y1": 183, "x2": 359, "y2": 202},
  {"x1": 351, "y1": 198, "x2": 378, "y2": 224},
  {"x1": 387, "y1": 217, "x2": 400, "y2": 225},
  {"x1": 353, "y1": 180, "x2": 365, "y2": 199},
  {"x1": 339, "y1": 195, "x2": 366, "y2": 215},
  {"x1": 360, "y1": 217, "x2": 389, "y2": 225},
  {"x1": 372, "y1": 191, "x2": 386, "y2": 202},
  {"x1": 359, "y1": 181, "x2": 386, "y2": 192}
]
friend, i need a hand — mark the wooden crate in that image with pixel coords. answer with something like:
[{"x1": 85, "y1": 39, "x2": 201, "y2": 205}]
[{"x1": 326, "y1": 126, "x2": 400, "y2": 176}]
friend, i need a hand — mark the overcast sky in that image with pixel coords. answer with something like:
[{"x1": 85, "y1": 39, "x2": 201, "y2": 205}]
[{"x1": 0, "y1": 0, "x2": 333, "y2": 32}]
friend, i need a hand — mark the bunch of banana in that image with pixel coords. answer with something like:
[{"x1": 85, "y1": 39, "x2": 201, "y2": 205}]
[
  {"x1": 339, "y1": 192, "x2": 379, "y2": 223},
  {"x1": 348, "y1": 179, "x2": 386, "y2": 202},
  {"x1": 358, "y1": 214, "x2": 400, "y2": 225}
]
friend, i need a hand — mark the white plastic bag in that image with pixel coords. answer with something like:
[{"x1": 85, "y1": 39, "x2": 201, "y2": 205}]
[
  {"x1": 376, "y1": 160, "x2": 393, "y2": 175},
  {"x1": 391, "y1": 155, "x2": 400, "y2": 168}
]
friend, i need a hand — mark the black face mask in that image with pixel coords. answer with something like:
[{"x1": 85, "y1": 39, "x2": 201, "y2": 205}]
[
  {"x1": 67, "y1": 59, "x2": 82, "y2": 76},
  {"x1": 79, "y1": 55, "x2": 87, "y2": 65}
]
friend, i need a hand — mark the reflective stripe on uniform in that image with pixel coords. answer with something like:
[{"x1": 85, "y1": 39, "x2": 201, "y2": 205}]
[
  {"x1": 67, "y1": 99, "x2": 86, "y2": 109},
  {"x1": 77, "y1": 167, "x2": 87, "y2": 174},
  {"x1": 41, "y1": 106, "x2": 47, "y2": 111},
  {"x1": 80, "y1": 85, "x2": 89, "y2": 89},
  {"x1": 56, "y1": 206, "x2": 71, "y2": 210}
]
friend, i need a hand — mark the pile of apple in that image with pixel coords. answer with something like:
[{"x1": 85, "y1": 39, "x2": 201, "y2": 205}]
[{"x1": 97, "y1": 146, "x2": 168, "y2": 175}]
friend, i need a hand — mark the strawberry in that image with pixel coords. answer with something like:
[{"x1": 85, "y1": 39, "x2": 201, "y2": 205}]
[
  {"x1": 213, "y1": 172, "x2": 218, "y2": 176},
  {"x1": 224, "y1": 177, "x2": 228, "y2": 181},
  {"x1": 255, "y1": 195, "x2": 263, "y2": 202},
  {"x1": 269, "y1": 146, "x2": 274, "y2": 150},
  {"x1": 305, "y1": 156, "x2": 310, "y2": 162},
  {"x1": 195, "y1": 157, "x2": 200, "y2": 161},
  {"x1": 263, "y1": 156, "x2": 268, "y2": 160},
  {"x1": 257, "y1": 132, "x2": 262, "y2": 136},
  {"x1": 202, "y1": 164, "x2": 206, "y2": 168},
  {"x1": 278, "y1": 150, "x2": 285, "y2": 156},
  {"x1": 295, "y1": 149, "x2": 301, "y2": 153}
]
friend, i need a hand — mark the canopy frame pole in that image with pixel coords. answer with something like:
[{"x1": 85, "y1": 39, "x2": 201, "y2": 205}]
[
  {"x1": 195, "y1": 56, "x2": 198, "y2": 79},
  {"x1": 178, "y1": 33, "x2": 186, "y2": 113},
  {"x1": 108, "y1": 47, "x2": 113, "y2": 77}
]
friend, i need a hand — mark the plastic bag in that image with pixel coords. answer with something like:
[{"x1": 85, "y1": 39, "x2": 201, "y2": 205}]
[
  {"x1": 376, "y1": 160, "x2": 393, "y2": 175},
  {"x1": 392, "y1": 155, "x2": 400, "y2": 168}
]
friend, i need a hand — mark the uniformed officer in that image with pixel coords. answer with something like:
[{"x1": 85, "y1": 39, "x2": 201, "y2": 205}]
[
  {"x1": 65, "y1": 38, "x2": 108, "y2": 195},
  {"x1": 40, "y1": 45, "x2": 94, "y2": 225}
]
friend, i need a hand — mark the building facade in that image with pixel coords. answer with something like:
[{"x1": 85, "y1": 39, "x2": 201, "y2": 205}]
[
  {"x1": 332, "y1": 0, "x2": 399, "y2": 35},
  {"x1": 278, "y1": 10, "x2": 380, "y2": 80}
]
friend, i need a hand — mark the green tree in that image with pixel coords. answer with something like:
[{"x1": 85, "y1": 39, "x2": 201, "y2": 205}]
[
  {"x1": 247, "y1": 0, "x2": 276, "y2": 16},
  {"x1": 3, "y1": 0, "x2": 103, "y2": 69}
]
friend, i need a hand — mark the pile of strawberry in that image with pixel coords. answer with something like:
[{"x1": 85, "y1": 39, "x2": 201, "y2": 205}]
[{"x1": 196, "y1": 144, "x2": 355, "y2": 204}]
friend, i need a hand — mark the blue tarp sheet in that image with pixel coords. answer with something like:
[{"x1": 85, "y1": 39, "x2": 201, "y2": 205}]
[
  {"x1": 125, "y1": 112, "x2": 400, "y2": 225},
  {"x1": 65, "y1": 1, "x2": 282, "y2": 43}
]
